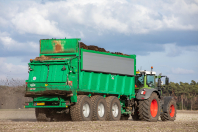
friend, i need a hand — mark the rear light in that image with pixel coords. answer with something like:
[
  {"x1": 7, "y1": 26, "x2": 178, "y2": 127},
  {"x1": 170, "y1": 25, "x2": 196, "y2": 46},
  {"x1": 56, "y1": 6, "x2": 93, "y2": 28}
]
[
  {"x1": 65, "y1": 101, "x2": 70, "y2": 105},
  {"x1": 30, "y1": 59, "x2": 33, "y2": 62},
  {"x1": 141, "y1": 90, "x2": 146, "y2": 95},
  {"x1": 68, "y1": 81, "x2": 73, "y2": 86},
  {"x1": 135, "y1": 85, "x2": 137, "y2": 88},
  {"x1": 26, "y1": 82, "x2": 28, "y2": 88},
  {"x1": 28, "y1": 66, "x2": 32, "y2": 71},
  {"x1": 25, "y1": 103, "x2": 29, "y2": 106}
]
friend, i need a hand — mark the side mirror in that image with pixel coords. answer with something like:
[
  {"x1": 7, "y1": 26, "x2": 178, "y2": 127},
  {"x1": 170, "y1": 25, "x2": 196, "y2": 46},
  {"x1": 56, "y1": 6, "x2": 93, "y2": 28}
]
[
  {"x1": 157, "y1": 78, "x2": 161, "y2": 87},
  {"x1": 165, "y1": 77, "x2": 169, "y2": 85}
]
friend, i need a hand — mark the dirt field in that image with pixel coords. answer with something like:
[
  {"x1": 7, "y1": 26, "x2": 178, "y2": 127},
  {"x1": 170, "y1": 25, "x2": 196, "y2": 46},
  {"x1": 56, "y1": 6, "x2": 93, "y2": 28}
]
[{"x1": 0, "y1": 109, "x2": 198, "y2": 132}]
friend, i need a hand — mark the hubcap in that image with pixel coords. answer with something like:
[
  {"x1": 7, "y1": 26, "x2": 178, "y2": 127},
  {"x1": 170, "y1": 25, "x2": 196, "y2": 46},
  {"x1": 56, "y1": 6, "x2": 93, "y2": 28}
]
[
  {"x1": 150, "y1": 99, "x2": 158, "y2": 117},
  {"x1": 170, "y1": 105, "x2": 175, "y2": 117},
  {"x1": 112, "y1": 103, "x2": 119, "y2": 117},
  {"x1": 98, "y1": 103, "x2": 105, "y2": 117},
  {"x1": 83, "y1": 102, "x2": 90, "y2": 118}
]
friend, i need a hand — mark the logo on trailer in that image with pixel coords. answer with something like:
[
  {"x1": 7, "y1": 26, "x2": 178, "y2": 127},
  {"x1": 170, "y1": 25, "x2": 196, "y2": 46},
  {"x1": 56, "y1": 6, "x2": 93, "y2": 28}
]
[
  {"x1": 30, "y1": 83, "x2": 35, "y2": 87},
  {"x1": 33, "y1": 77, "x2": 36, "y2": 80},
  {"x1": 111, "y1": 75, "x2": 115, "y2": 80}
]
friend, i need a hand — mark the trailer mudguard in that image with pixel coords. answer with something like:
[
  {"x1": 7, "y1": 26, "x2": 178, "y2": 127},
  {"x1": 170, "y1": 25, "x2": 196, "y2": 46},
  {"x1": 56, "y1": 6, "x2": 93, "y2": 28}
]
[
  {"x1": 136, "y1": 88, "x2": 160, "y2": 100},
  {"x1": 162, "y1": 96, "x2": 174, "y2": 113}
]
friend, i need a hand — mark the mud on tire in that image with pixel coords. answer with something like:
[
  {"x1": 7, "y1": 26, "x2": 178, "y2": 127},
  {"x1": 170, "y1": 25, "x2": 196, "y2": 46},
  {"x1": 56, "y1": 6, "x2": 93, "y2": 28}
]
[
  {"x1": 91, "y1": 95, "x2": 107, "y2": 121},
  {"x1": 138, "y1": 92, "x2": 160, "y2": 122},
  {"x1": 35, "y1": 108, "x2": 51, "y2": 122},
  {"x1": 70, "y1": 95, "x2": 93, "y2": 121},
  {"x1": 105, "y1": 96, "x2": 121, "y2": 121},
  {"x1": 160, "y1": 99, "x2": 177, "y2": 121}
]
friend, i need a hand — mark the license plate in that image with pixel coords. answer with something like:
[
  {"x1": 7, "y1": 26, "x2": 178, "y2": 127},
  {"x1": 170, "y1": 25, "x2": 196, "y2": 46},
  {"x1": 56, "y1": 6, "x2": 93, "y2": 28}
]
[{"x1": 36, "y1": 103, "x2": 45, "y2": 106}]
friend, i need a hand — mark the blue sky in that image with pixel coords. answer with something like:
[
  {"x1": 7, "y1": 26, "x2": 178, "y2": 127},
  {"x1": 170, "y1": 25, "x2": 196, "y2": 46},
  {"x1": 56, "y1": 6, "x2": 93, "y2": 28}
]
[{"x1": 0, "y1": 0, "x2": 197, "y2": 83}]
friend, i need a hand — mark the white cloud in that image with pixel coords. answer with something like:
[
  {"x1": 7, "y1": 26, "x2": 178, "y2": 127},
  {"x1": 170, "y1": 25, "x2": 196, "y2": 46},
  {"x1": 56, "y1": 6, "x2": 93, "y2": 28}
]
[
  {"x1": 136, "y1": 43, "x2": 198, "y2": 83},
  {"x1": 164, "y1": 43, "x2": 198, "y2": 57},
  {"x1": 0, "y1": 0, "x2": 197, "y2": 36},
  {"x1": 11, "y1": 7, "x2": 68, "y2": 37},
  {"x1": 0, "y1": 32, "x2": 39, "y2": 53},
  {"x1": 0, "y1": 57, "x2": 27, "y2": 79},
  {"x1": 171, "y1": 67, "x2": 195, "y2": 74}
]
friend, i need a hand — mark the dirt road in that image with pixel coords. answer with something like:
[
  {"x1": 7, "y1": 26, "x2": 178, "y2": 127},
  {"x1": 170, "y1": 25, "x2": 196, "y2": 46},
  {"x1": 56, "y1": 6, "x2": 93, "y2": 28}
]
[{"x1": 0, "y1": 109, "x2": 198, "y2": 132}]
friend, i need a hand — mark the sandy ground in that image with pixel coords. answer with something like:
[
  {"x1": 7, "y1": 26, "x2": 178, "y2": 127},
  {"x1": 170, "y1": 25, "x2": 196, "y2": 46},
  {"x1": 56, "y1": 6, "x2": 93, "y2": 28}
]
[{"x1": 0, "y1": 109, "x2": 198, "y2": 132}]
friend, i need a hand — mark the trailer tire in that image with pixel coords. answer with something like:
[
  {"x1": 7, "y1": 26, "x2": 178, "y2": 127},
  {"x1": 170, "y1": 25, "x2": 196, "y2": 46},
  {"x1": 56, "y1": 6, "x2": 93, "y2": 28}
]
[
  {"x1": 105, "y1": 96, "x2": 121, "y2": 121},
  {"x1": 35, "y1": 108, "x2": 51, "y2": 122},
  {"x1": 70, "y1": 95, "x2": 93, "y2": 121},
  {"x1": 138, "y1": 92, "x2": 160, "y2": 122},
  {"x1": 160, "y1": 99, "x2": 176, "y2": 121},
  {"x1": 91, "y1": 95, "x2": 107, "y2": 121}
]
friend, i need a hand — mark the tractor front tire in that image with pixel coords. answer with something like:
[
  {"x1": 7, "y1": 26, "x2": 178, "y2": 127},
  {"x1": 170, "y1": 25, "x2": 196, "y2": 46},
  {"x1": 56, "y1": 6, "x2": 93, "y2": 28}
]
[
  {"x1": 160, "y1": 99, "x2": 176, "y2": 121},
  {"x1": 138, "y1": 92, "x2": 160, "y2": 122}
]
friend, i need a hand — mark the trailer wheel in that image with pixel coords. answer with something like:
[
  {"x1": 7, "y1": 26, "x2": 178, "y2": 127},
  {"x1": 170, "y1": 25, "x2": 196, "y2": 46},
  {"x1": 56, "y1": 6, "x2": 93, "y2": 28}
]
[
  {"x1": 35, "y1": 108, "x2": 51, "y2": 122},
  {"x1": 138, "y1": 92, "x2": 160, "y2": 122},
  {"x1": 105, "y1": 96, "x2": 121, "y2": 121},
  {"x1": 70, "y1": 95, "x2": 93, "y2": 121},
  {"x1": 161, "y1": 99, "x2": 176, "y2": 121},
  {"x1": 91, "y1": 95, "x2": 107, "y2": 121}
]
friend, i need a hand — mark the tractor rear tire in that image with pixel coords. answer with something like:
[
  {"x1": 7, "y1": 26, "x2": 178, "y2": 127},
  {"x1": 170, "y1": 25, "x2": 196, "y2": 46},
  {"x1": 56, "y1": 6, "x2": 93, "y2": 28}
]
[
  {"x1": 160, "y1": 99, "x2": 176, "y2": 121},
  {"x1": 91, "y1": 95, "x2": 107, "y2": 121},
  {"x1": 35, "y1": 108, "x2": 51, "y2": 122},
  {"x1": 138, "y1": 92, "x2": 160, "y2": 122},
  {"x1": 105, "y1": 96, "x2": 121, "y2": 121},
  {"x1": 70, "y1": 95, "x2": 93, "y2": 121}
]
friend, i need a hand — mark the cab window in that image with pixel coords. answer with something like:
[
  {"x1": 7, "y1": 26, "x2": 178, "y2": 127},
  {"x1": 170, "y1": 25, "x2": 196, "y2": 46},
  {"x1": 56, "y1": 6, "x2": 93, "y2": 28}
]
[
  {"x1": 135, "y1": 75, "x2": 144, "y2": 88},
  {"x1": 146, "y1": 75, "x2": 155, "y2": 87}
]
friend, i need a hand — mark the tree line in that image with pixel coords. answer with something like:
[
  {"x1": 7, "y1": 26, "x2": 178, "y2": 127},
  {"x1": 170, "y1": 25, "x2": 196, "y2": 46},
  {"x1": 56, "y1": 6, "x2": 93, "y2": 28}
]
[{"x1": 162, "y1": 80, "x2": 198, "y2": 110}]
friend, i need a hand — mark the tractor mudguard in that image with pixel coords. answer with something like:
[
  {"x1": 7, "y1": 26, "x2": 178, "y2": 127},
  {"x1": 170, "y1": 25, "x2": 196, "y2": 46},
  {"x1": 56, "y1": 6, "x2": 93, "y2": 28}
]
[
  {"x1": 162, "y1": 96, "x2": 174, "y2": 113},
  {"x1": 136, "y1": 88, "x2": 160, "y2": 100}
]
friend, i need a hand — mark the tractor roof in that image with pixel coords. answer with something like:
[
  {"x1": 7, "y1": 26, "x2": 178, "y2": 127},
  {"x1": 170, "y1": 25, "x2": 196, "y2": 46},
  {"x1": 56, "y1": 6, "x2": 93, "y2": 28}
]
[{"x1": 136, "y1": 70, "x2": 156, "y2": 75}]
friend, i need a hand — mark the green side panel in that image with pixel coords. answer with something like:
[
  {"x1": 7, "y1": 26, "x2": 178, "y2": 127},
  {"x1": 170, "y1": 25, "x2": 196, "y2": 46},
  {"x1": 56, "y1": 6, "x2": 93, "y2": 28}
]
[
  {"x1": 40, "y1": 38, "x2": 80, "y2": 54},
  {"x1": 79, "y1": 71, "x2": 135, "y2": 96},
  {"x1": 79, "y1": 48, "x2": 136, "y2": 97}
]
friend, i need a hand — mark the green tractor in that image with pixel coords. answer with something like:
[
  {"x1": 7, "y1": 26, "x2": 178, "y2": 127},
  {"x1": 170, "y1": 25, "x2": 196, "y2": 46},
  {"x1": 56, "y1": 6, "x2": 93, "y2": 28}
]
[{"x1": 132, "y1": 67, "x2": 176, "y2": 121}]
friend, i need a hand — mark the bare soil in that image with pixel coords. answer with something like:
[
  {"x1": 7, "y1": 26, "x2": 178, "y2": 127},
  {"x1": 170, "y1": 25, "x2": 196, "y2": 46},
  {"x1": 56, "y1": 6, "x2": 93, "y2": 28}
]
[{"x1": 0, "y1": 110, "x2": 198, "y2": 132}]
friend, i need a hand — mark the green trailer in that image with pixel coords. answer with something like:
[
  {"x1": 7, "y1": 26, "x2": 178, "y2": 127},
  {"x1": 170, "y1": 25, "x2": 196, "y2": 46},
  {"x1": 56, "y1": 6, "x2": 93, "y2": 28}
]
[{"x1": 25, "y1": 38, "x2": 176, "y2": 122}]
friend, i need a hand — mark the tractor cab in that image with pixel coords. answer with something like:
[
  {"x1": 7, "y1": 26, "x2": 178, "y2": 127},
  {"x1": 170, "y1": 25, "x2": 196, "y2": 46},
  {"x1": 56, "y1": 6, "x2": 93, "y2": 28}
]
[
  {"x1": 135, "y1": 66, "x2": 169, "y2": 91},
  {"x1": 135, "y1": 70, "x2": 156, "y2": 89}
]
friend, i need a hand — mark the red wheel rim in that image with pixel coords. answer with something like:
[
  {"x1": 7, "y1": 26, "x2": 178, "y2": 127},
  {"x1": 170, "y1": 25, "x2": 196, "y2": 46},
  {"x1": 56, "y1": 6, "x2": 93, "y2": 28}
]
[
  {"x1": 150, "y1": 99, "x2": 158, "y2": 117},
  {"x1": 170, "y1": 105, "x2": 175, "y2": 117}
]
